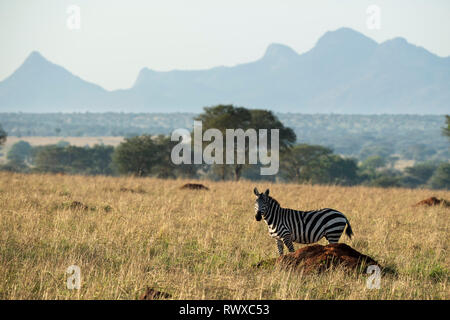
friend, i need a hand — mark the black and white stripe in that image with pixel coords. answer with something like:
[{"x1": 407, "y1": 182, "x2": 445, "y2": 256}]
[{"x1": 254, "y1": 188, "x2": 353, "y2": 255}]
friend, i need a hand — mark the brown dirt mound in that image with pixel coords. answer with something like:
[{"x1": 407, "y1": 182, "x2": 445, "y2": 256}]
[
  {"x1": 139, "y1": 287, "x2": 171, "y2": 300},
  {"x1": 276, "y1": 243, "x2": 379, "y2": 273},
  {"x1": 180, "y1": 183, "x2": 209, "y2": 190},
  {"x1": 414, "y1": 197, "x2": 450, "y2": 207}
]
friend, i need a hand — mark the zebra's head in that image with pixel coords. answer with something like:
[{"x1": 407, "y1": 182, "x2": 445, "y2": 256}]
[{"x1": 253, "y1": 187, "x2": 270, "y2": 221}]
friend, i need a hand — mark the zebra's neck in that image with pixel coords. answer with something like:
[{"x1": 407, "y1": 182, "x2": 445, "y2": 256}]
[{"x1": 263, "y1": 199, "x2": 281, "y2": 225}]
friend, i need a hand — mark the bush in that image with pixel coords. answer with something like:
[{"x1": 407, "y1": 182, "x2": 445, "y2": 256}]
[
  {"x1": 33, "y1": 144, "x2": 114, "y2": 175},
  {"x1": 369, "y1": 174, "x2": 401, "y2": 188},
  {"x1": 429, "y1": 163, "x2": 450, "y2": 190},
  {"x1": 112, "y1": 135, "x2": 175, "y2": 177}
]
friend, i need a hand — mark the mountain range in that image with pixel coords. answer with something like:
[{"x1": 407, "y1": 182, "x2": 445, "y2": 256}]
[{"x1": 0, "y1": 27, "x2": 449, "y2": 114}]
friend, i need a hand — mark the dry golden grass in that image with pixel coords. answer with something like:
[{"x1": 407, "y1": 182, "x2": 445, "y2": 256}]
[{"x1": 0, "y1": 172, "x2": 448, "y2": 300}]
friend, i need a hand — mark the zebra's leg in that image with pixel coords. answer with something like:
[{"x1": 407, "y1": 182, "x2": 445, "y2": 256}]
[
  {"x1": 277, "y1": 239, "x2": 284, "y2": 255},
  {"x1": 282, "y1": 237, "x2": 295, "y2": 253}
]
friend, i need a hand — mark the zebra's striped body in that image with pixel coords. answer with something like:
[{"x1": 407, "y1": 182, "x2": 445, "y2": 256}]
[{"x1": 254, "y1": 188, "x2": 353, "y2": 255}]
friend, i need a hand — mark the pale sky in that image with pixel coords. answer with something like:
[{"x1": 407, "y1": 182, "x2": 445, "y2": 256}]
[{"x1": 1, "y1": 0, "x2": 449, "y2": 90}]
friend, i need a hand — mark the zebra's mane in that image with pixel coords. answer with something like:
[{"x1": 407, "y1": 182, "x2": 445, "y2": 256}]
[
  {"x1": 267, "y1": 195, "x2": 306, "y2": 213},
  {"x1": 267, "y1": 195, "x2": 281, "y2": 207}
]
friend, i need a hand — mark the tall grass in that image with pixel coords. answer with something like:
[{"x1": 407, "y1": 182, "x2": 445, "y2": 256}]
[{"x1": 0, "y1": 172, "x2": 448, "y2": 299}]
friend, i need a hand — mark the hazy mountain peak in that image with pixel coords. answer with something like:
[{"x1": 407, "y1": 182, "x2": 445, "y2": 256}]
[
  {"x1": 134, "y1": 67, "x2": 155, "y2": 87},
  {"x1": 6, "y1": 51, "x2": 54, "y2": 81},
  {"x1": 136, "y1": 67, "x2": 150, "y2": 77},
  {"x1": 380, "y1": 37, "x2": 408, "y2": 46},
  {"x1": 390, "y1": 37, "x2": 407, "y2": 43},
  {"x1": 27, "y1": 50, "x2": 43, "y2": 59},
  {"x1": 23, "y1": 51, "x2": 49, "y2": 65},
  {"x1": 378, "y1": 37, "x2": 416, "y2": 53},
  {"x1": 315, "y1": 27, "x2": 377, "y2": 48},
  {"x1": 262, "y1": 43, "x2": 298, "y2": 60}
]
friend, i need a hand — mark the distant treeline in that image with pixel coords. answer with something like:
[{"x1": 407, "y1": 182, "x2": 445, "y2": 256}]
[
  {"x1": 0, "y1": 108, "x2": 449, "y2": 190},
  {"x1": 0, "y1": 137, "x2": 449, "y2": 189},
  {"x1": 0, "y1": 112, "x2": 448, "y2": 162}
]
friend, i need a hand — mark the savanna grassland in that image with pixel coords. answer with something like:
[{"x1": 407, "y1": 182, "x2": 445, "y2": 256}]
[{"x1": 0, "y1": 172, "x2": 448, "y2": 299}]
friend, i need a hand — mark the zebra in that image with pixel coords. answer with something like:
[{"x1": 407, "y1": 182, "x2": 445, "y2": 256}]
[{"x1": 253, "y1": 188, "x2": 353, "y2": 255}]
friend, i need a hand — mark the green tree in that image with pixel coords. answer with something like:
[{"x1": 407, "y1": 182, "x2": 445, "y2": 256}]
[
  {"x1": 359, "y1": 144, "x2": 394, "y2": 161},
  {"x1": 33, "y1": 145, "x2": 69, "y2": 173},
  {"x1": 146, "y1": 135, "x2": 179, "y2": 178},
  {"x1": 113, "y1": 134, "x2": 175, "y2": 177},
  {"x1": 0, "y1": 124, "x2": 6, "y2": 146},
  {"x1": 429, "y1": 163, "x2": 450, "y2": 190},
  {"x1": 400, "y1": 144, "x2": 436, "y2": 161},
  {"x1": 246, "y1": 109, "x2": 296, "y2": 181},
  {"x1": 195, "y1": 105, "x2": 252, "y2": 181},
  {"x1": 248, "y1": 109, "x2": 296, "y2": 149},
  {"x1": 369, "y1": 174, "x2": 402, "y2": 188},
  {"x1": 321, "y1": 155, "x2": 359, "y2": 185},
  {"x1": 33, "y1": 144, "x2": 114, "y2": 175},
  {"x1": 0, "y1": 160, "x2": 28, "y2": 173},
  {"x1": 281, "y1": 144, "x2": 358, "y2": 185},
  {"x1": 359, "y1": 155, "x2": 386, "y2": 176},
  {"x1": 84, "y1": 145, "x2": 114, "y2": 175},
  {"x1": 195, "y1": 105, "x2": 295, "y2": 181},
  {"x1": 7, "y1": 141, "x2": 32, "y2": 163},
  {"x1": 281, "y1": 144, "x2": 332, "y2": 183},
  {"x1": 403, "y1": 162, "x2": 438, "y2": 187}
]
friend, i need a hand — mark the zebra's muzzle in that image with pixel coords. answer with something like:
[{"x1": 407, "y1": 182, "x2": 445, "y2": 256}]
[{"x1": 255, "y1": 211, "x2": 262, "y2": 221}]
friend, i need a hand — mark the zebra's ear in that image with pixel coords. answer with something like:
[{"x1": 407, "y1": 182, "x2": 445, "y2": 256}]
[
  {"x1": 264, "y1": 189, "x2": 269, "y2": 196},
  {"x1": 253, "y1": 187, "x2": 260, "y2": 196}
]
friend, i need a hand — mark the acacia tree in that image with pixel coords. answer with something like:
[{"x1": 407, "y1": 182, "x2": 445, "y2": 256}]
[
  {"x1": 195, "y1": 105, "x2": 296, "y2": 181},
  {"x1": 195, "y1": 105, "x2": 251, "y2": 180}
]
